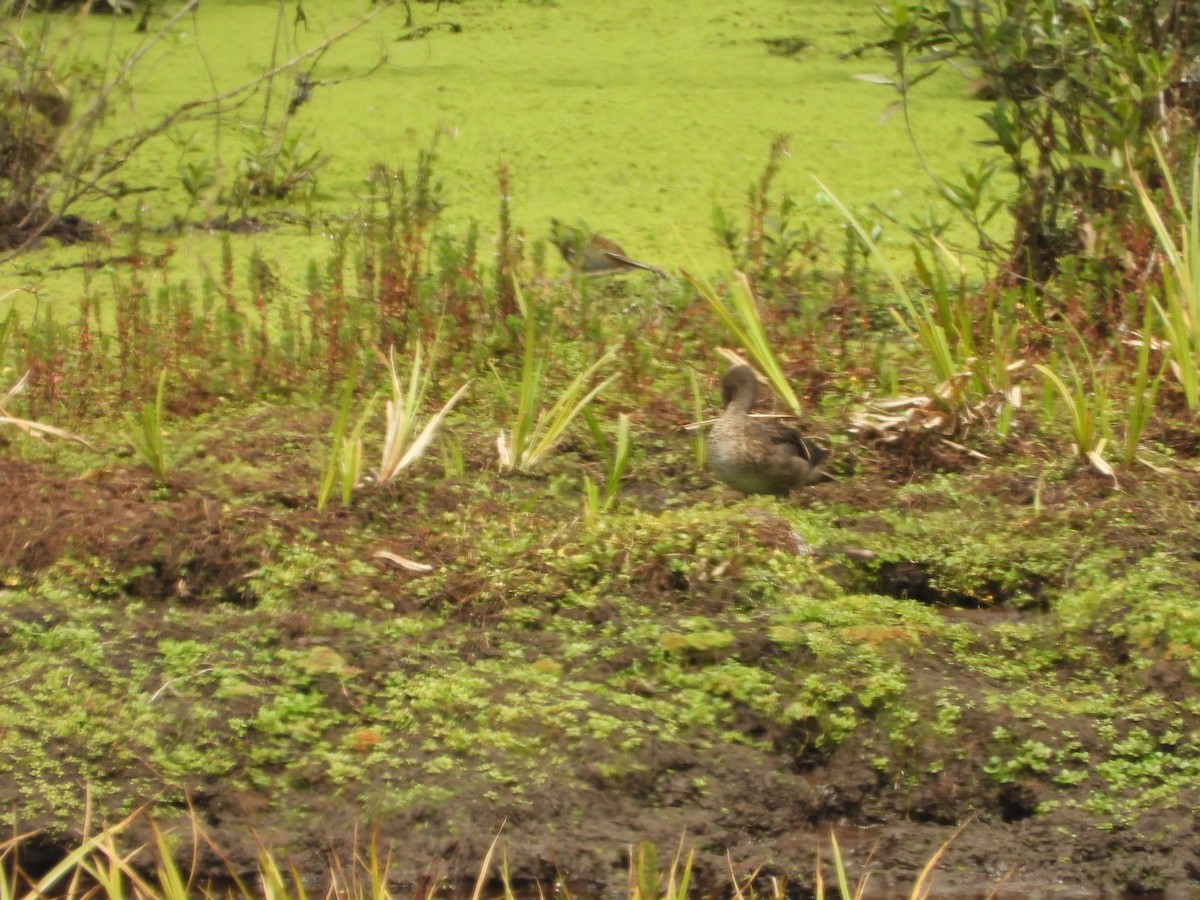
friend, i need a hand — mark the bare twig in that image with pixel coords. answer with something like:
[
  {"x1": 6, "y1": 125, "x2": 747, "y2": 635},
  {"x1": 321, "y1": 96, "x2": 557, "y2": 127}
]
[{"x1": 1, "y1": 0, "x2": 395, "y2": 263}]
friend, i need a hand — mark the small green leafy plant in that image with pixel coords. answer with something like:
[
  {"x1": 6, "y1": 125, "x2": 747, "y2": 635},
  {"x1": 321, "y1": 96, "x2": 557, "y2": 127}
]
[
  {"x1": 124, "y1": 370, "x2": 170, "y2": 479},
  {"x1": 582, "y1": 411, "x2": 632, "y2": 518},
  {"x1": 627, "y1": 838, "x2": 694, "y2": 900},
  {"x1": 318, "y1": 366, "x2": 373, "y2": 512}
]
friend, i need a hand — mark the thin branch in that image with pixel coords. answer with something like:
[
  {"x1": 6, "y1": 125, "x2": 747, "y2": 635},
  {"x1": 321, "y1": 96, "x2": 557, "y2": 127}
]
[{"x1": 1, "y1": 0, "x2": 395, "y2": 263}]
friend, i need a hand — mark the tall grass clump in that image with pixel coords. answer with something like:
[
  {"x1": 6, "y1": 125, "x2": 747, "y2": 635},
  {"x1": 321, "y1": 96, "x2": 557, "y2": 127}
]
[
  {"x1": 818, "y1": 177, "x2": 1025, "y2": 440},
  {"x1": 0, "y1": 808, "x2": 1005, "y2": 900},
  {"x1": 817, "y1": 178, "x2": 959, "y2": 389},
  {"x1": 627, "y1": 839, "x2": 694, "y2": 900},
  {"x1": 1121, "y1": 303, "x2": 1164, "y2": 467},
  {"x1": 1034, "y1": 349, "x2": 1114, "y2": 479},
  {"x1": 319, "y1": 338, "x2": 470, "y2": 510},
  {"x1": 1132, "y1": 141, "x2": 1200, "y2": 411},
  {"x1": 375, "y1": 340, "x2": 471, "y2": 486},
  {"x1": 497, "y1": 284, "x2": 617, "y2": 473}
]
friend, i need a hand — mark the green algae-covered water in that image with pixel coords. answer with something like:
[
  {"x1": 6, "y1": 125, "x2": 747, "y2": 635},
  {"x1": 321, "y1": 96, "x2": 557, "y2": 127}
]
[{"x1": 3, "y1": 0, "x2": 997, "y2": 316}]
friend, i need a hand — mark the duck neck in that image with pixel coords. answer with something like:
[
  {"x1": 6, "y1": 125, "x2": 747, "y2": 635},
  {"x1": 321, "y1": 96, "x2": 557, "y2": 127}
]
[{"x1": 724, "y1": 384, "x2": 757, "y2": 415}]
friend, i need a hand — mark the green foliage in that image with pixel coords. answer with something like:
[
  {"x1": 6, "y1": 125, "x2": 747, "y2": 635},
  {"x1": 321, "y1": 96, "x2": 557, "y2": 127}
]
[
  {"x1": 493, "y1": 160, "x2": 521, "y2": 318},
  {"x1": 0, "y1": 301, "x2": 13, "y2": 366},
  {"x1": 366, "y1": 135, "x2": 448, "y2": 344},
  {"x1": 0, "y1": 4, "x2": 93, "y2": 249},
  {"x1": 10, "y1": 3, "x2": 1200, "y2": 889},
  {"x1": 819, "y1": 179, "x2": 964, "y2": 391},
  {"x1": 7, "y1": 448, "x2": 1200, "y2": 882},
  {"x1": 711, "y1": 136, "x2": 818, "y2": 298},
  {"x1": 1122, "y1": 302, "x2": 1165, "y2": 467},
  {"x1": 231, "y1": 129, "x2": 326, "y2": 212},
  {"x1": 863, "y1": 0, "x2": 1195, "y2": 292},
  {"x1": 170, "y1": 129, "x2": 217, "y2": 219}
]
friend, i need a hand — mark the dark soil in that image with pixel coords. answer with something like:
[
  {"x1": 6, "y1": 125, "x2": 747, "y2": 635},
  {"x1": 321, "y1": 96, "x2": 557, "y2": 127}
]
[{"x1": 4, "y1": 411, "x2": 1200, "y2": 899}]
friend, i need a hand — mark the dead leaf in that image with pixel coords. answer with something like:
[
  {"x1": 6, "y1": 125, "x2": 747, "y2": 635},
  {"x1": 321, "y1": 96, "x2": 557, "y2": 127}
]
[{"x1": 373, "y1": 550, "x2": 434, "y2": 572}]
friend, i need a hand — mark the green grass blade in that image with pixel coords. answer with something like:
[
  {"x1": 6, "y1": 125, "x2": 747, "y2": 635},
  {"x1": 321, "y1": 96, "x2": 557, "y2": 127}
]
[
  {"x1": 152, "y1": 822, "x2": 190, "y2": 900},
  {"x1": 509, "y1": 285, "x2": 544, "y2": 468},
  {"x1": 828, "y1": 830, "x2": 852, "y2": 900},
  {"x1": 18, "y1": 806, "x2": 147, "y2": 899},
  {"x1": 686, "y1": 270, "x2": 801, "y2": 414},
  {"x1": 471, "y1": 830, "x2": 503, "y2": 900},
  {"x1": 125, "y1": 369, "x2": 169, "y2": 479},
  {"x1": 582, "y1": 474, "x2": 600, "y2": 519},
  {"x1": 604, "y1": 412, "x2": 631, "y2": 507},
  {"x1": 1035, "y1": 361, "x2": 1094, "y2": 456},
  {"x1": 318, "y1": 364, "x2": 359, "y2": 512},
  {"x1": 686, "y1": 366, "x2": 706, "y2": 468},
  {"x1": 582, "y1": 407, "x2": 613, "y2": 468},
  {"x1": 819, "y1": 176, "x2": 960, "y2": 386},
  {"x1": 1132, "y1": 140, "x2": 1200, "y2": 409}
]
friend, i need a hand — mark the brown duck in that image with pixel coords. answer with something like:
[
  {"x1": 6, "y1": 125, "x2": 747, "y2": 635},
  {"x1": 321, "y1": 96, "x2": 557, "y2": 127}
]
[
  {"x1": 707, "y1": 365, "x2": 829, "y2": 496},
  {"x1": 550, "y1": 218, "x2": 669, "y2": 278}
]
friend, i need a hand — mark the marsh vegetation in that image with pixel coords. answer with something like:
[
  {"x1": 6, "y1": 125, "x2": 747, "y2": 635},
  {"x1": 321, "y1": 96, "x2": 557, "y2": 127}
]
[{"x1": 3, "y1": 0, "x2": 1200, "y2": 896}]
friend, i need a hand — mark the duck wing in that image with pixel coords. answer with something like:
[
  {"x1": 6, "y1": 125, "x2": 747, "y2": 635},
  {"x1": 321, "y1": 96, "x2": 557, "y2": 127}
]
[{"x1": 762, "y1": 420, "x2": 828, "y2": 466}]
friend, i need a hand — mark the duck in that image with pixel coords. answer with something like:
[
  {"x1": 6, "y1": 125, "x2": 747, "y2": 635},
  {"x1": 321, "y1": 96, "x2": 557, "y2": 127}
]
[
  {"x1": 550, "y1": 218, "x2": 669, "y2": 278},
  {"x1": 707, "y1": 364, "x2": 829, "y2": 496}
]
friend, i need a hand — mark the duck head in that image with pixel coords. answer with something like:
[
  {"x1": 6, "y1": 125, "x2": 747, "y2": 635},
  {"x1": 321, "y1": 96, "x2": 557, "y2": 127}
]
[{"x1": 721, "y1": 364, "x2": 760, "y2": 414}]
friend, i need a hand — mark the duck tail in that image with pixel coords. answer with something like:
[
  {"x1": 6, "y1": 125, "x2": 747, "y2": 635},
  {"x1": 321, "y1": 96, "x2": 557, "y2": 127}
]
[
  {"x1": 801, "y1": 438, "x2": 829, "y2": 467},
  {"x1": 603, "y1": 251, "x2": 671, "y2": 278}
]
